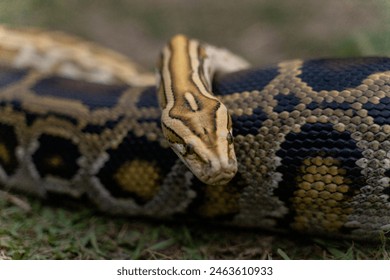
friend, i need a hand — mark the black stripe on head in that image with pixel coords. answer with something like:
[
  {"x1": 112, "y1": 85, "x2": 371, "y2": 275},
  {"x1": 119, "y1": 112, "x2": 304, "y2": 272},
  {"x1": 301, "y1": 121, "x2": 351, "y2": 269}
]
[
  {"x1": 212, "y1": 102, "x2": 221, "y2": 132},
  {"x1": 161, "y1": 122, "x2": 185, "y2": 144}
]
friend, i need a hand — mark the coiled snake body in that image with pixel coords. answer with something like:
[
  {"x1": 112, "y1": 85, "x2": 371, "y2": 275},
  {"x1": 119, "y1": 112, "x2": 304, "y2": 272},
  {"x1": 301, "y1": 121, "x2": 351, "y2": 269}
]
[{"x1": 0, "y1": 26, "x2": 389, "y2": 239}]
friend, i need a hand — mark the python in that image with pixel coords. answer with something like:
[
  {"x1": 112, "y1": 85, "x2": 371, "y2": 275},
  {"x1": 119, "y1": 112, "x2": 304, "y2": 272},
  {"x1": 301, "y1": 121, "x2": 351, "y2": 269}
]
[{"x1": 0, "y1": 25, "x2": 389, "y2": 239}]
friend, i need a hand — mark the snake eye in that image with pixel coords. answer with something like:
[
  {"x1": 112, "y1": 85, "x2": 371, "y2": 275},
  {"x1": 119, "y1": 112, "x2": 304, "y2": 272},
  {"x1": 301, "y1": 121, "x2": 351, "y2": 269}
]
[
  {"x1": 185, "y1": 143, "x2": 195, "y2": 155},
  {"x1": 227, "y1": 132, "x2": 234, "y2": 144}
]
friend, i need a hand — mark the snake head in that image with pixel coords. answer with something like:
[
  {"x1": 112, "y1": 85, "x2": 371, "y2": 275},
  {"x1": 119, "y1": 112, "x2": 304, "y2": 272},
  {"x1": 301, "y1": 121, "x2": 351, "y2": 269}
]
[
  {"x1": 161, "y1": 99, "x2": 237, "y2": 185},
  {"x1": 157, "y1": 34, "x2": 238, "y2": 185}
]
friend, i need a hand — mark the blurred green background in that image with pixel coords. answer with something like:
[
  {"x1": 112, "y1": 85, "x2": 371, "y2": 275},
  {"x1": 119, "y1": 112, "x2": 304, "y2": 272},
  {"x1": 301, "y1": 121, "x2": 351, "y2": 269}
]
[
  {"x1": 0, "y1": 0, "x2": 389, "y2": 69},
  {"x1": 0, "y1": 0, "x2": 389, "y2": 260}
]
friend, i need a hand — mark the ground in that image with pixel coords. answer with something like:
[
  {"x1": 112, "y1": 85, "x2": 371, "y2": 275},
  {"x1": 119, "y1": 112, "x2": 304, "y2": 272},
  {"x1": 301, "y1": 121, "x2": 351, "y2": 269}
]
[{"x1": 1, "y1": 194, "x2": 389, "y2": 259}]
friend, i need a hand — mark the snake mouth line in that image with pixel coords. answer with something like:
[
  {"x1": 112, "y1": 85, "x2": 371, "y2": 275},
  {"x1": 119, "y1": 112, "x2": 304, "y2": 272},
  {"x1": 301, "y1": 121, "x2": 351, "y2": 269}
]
[{"x1": 201, "y1": 169, "x2": 237, "y2": 185}]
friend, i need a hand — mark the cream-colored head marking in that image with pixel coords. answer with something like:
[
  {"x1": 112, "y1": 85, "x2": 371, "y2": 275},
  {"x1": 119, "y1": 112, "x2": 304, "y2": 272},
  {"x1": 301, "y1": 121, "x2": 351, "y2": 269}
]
[{"x1": 157, "y1": 35, "x2": 248, "y2": 185}]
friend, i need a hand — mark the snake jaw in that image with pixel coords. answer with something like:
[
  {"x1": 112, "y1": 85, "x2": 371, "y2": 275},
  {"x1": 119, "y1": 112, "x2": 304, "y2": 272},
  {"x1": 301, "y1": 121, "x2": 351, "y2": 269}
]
[
  {"x1": 178, "y1": 155, "x2": 237, "y2": 186},
  {"x1": 169, "y1": 134, "x2": 237, "y2": 185},
  {"x1": 202, "y1": 156, "x2": 238, "y2": 185},
  {"x1": 204, "y1": 134, "x2": 238, "y2": 185}
]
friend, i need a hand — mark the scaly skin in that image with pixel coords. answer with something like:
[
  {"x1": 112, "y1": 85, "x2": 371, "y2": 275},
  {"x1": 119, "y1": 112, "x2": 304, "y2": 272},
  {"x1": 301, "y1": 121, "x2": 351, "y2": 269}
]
[{"x1": 0, "y1": 25, "x2": 389, "y2": 239}]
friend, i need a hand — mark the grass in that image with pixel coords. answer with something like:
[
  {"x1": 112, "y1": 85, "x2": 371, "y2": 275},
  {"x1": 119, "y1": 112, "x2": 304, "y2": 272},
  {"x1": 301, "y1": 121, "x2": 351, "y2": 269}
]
[{"x1": 0, "y1": 193, "x2": 389, "y2": 260}]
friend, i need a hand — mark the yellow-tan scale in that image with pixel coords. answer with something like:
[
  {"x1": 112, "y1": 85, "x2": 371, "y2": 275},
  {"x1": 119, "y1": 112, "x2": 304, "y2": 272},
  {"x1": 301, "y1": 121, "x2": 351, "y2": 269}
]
[
  {"x1": 113, "y1": 159, "x2": 161, "y2": 201},
  {"x1": 292, "y1": 156, "x2": 354, "y2": 232}
]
